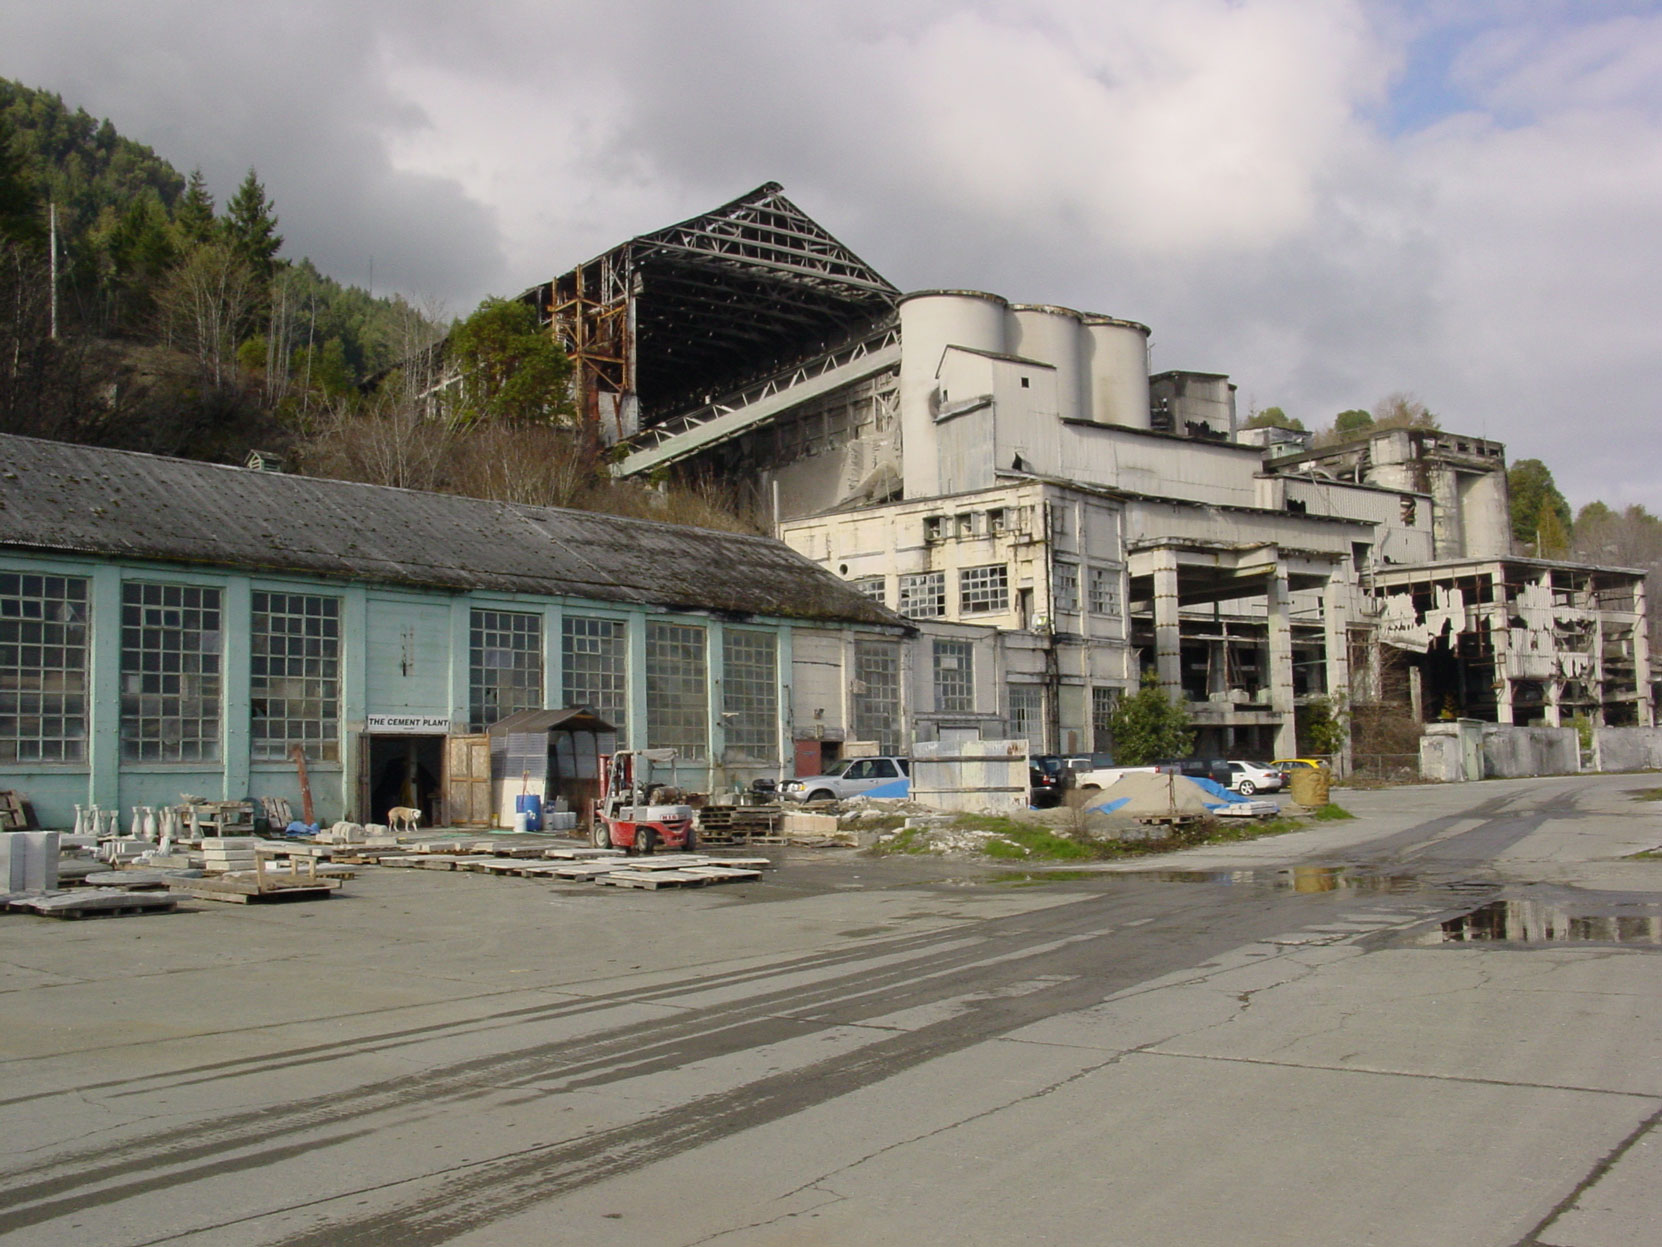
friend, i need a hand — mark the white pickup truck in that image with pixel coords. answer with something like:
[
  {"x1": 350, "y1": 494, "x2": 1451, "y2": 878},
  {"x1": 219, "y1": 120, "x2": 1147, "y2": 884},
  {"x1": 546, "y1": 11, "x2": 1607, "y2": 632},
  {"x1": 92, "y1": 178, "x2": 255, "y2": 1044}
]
[{"x1": 1069, "y1": 764, "x2": 1158, "y2": 791}]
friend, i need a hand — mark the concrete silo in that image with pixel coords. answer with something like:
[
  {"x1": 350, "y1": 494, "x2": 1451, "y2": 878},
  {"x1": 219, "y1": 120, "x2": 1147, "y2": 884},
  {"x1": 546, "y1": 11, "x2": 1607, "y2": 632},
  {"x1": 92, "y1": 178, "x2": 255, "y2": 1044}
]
[{"x1": 898, "y1": 291, "x2": 1011, "y2": 497}]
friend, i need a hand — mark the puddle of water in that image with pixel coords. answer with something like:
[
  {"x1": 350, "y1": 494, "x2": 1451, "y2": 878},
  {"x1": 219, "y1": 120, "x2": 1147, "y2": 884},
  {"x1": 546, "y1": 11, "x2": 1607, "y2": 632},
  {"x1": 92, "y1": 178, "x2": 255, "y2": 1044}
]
[
  {"x1": 1149, "y1": 866, "x2": 1419, "y2": 893},
  {"x1": 1427, "y1": 899, "x2": 1662, "y2": 946},
  {"x1": 990, "y1": 871, "x2": 1097, "y2": 886}
]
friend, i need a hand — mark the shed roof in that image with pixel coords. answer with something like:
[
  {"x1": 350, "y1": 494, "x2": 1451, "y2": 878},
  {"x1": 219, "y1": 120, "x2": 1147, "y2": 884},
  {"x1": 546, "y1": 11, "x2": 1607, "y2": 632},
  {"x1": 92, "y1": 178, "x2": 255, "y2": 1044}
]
[{"x1": 0, "y1": 434, "x2": 906, "y2": 628}]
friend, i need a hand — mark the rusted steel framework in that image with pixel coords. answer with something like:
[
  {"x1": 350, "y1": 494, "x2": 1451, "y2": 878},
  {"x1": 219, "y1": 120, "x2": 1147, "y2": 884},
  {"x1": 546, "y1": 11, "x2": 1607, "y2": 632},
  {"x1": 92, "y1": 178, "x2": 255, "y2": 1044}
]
[{"x1": 528, "y1": 183, "x2": 899, "y2": 442}]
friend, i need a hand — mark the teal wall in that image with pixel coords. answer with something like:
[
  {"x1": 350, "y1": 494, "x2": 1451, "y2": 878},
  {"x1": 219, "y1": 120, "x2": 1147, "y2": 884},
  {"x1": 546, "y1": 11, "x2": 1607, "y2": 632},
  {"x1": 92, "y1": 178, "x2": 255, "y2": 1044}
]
[{"x1": 2, "y1": 550, "x2": 809, "y2": 830}]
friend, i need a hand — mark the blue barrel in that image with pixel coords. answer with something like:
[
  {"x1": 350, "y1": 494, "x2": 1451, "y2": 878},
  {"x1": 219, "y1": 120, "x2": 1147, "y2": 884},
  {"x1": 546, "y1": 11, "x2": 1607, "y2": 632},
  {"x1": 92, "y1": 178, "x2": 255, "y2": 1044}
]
[{"x1": 514, "y1": 794, "x2": 543, "y2": 832}]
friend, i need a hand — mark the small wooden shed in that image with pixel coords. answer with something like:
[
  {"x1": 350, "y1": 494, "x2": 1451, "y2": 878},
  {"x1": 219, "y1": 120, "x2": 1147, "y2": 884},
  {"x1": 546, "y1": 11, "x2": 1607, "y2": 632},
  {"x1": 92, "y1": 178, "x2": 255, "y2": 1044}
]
[{"x1": 486, "y1": 708, "x2": 617, "y2": 829}]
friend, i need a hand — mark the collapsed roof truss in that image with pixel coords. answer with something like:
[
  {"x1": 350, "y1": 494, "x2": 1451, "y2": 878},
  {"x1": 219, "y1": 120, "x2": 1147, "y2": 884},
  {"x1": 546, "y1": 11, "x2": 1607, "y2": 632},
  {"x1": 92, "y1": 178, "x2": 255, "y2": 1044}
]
[{"x1": 533, "y1": 183, "x2": 899, "y2": 441}]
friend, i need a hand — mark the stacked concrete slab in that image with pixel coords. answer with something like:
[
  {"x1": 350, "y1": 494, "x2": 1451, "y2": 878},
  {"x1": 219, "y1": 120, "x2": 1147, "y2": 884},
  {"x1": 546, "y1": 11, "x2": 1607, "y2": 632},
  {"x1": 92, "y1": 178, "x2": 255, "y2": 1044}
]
[{"x1": 1, "y1": 831, "x2": 60, "y2": 892}]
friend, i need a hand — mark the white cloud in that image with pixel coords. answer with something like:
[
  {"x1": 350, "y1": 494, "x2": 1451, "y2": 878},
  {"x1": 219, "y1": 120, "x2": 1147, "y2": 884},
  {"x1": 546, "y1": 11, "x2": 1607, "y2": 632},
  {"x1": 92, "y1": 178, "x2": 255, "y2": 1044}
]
[{"x1": 5, "y1": 0, "x2": 1660, "y2": 507}]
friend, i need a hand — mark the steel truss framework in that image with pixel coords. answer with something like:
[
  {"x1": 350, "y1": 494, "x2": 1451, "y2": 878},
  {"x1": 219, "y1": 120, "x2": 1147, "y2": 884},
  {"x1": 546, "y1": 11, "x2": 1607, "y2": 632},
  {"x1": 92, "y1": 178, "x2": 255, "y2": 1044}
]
[{"x1": 529, "y1": 183, "x2": 899, "y2": 441}]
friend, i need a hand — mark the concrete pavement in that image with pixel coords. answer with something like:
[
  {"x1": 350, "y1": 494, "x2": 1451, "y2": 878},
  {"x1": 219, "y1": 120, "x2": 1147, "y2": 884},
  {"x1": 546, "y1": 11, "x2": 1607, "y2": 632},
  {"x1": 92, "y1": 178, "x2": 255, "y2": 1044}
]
[{"x1": 1, "y1": 773, "x2": 1659, "y2": 1245}]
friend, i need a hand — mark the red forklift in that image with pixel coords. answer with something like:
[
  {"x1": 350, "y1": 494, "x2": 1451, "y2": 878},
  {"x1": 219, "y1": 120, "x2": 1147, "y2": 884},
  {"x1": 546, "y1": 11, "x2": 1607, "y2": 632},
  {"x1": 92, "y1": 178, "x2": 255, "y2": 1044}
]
[{"x1": 593, "y1": 748, "x2": 696, "y2": 855}]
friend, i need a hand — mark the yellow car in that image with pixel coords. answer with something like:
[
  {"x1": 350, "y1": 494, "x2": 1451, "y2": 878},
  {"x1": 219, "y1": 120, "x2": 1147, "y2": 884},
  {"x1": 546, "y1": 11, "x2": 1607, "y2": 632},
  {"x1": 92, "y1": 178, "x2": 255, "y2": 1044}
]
[{"x1": 1272, "y1": 758, "x2": 1329, "y2": 774}]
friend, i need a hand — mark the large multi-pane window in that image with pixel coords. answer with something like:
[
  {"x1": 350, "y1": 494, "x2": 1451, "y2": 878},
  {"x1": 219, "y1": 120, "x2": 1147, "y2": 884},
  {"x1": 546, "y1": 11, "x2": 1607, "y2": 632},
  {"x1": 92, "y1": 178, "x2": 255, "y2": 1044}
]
[
  {"x1": 933, "y1": 639, "x2": 974, "y2": 712},
  {"x1": 120, "y1": 582, "x2": 221, "y2": 762},
  {"x1": 1089, "y1": 566, "x2": 1120, "y2": 616},
  {"x1": 646, "y1": 621, "x2": 707, "y2": 759},
  {"x1": 898, "y1": 571, "x2": 946, "y2": 619},
  {"x1": 722, "y1": 629, "x2": 778, "y2": 764},
  {"x1": 0, "y1": 573, "x2": 89, "y2": 763},
  {"x1": 1009, "y1": 684, "x2": 1044, "y2": 750},
  {"x1": 562, "y1": 616, "x2": 627, "y2": 736},
  {"x1": 251, "y1": 592, "x2": 340, "y2": 761},
  {"x1": 959, "y1": 564, "x2": 1009, "y2": 615},
  {"x1": 851, "y1": 576, "x2": 886, "y2": 604},
  {"x1": 1092, "y1": 686, "x2": 1118, "y2": 754},
  {"x1": 1053, "y1": 563, "x2": 1080, "y2": 614},
  {"x1": 470, "y1": 609, "x2": 543, "y2": 731},
  {"x1": 852, "y1": 639, "x2": 902, "y2": 754}
]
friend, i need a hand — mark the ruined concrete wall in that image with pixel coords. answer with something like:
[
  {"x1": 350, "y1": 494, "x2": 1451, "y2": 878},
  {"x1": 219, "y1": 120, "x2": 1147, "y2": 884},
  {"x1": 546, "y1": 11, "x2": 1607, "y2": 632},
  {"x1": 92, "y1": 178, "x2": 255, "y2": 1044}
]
[
  {"x1": 911, "y1": 737, "x2": 1030, "y2": 814},
  {"x1": 1482, "y1": 726, "x2": 1579, "y2": 778},
  {"x1": 1421, "y1": 722, "x2": 1579, "y2": 780},
  {"x1": 1419, "y1": 730, "x2": 1467, "y2": 781},
  {"x1": 1592, "y1": 726, "x2": 1662, "y2": 772}
]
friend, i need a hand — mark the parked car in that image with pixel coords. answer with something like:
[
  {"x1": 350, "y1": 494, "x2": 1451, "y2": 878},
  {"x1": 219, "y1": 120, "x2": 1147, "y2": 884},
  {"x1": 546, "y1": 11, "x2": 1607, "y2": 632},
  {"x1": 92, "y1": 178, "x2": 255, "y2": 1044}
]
[
  {"x1": 1224, "y1": 760, "x2": 1283, "y2": 796},
  {"x1": 1272, "y1": 757, "x2": 1329, "y2": 774},
  {"x1": 1063, "y1": 753, "x2": 1116, "y2": 779},
  {"x1": 1153, "y1": 757, "x2": 1235, "y2": 787},
  {"x1": 1030, "y1": 755, "x2": 1067, "y2": 808},
  {"x1": 780, "y1": 756, "x2": 910, "y2": 802},
  {"x1": 1072, "y1": 764, "x2": 1159, "y2": 791}
]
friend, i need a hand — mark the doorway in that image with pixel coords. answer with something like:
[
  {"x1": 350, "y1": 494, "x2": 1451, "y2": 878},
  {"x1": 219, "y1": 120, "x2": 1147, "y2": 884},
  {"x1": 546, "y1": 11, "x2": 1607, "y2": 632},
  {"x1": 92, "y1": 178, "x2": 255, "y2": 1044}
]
[{"x1": 365, "y1": 734, "x2": 444, "y2": 826}]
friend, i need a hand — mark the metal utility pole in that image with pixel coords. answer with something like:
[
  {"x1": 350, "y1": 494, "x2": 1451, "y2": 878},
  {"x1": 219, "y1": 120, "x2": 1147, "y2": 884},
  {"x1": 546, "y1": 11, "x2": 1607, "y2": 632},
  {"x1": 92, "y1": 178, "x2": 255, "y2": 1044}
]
[{"x1": 48, "y1": 201, "x2": 58, "y2": 340}]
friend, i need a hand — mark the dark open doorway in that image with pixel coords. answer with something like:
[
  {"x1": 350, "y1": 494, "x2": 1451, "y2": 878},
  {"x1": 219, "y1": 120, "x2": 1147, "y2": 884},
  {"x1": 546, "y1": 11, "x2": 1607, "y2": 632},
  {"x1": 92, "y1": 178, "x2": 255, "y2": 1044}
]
[{"x1": 366, "y1": 734, "x2": 444, "y2": 826}]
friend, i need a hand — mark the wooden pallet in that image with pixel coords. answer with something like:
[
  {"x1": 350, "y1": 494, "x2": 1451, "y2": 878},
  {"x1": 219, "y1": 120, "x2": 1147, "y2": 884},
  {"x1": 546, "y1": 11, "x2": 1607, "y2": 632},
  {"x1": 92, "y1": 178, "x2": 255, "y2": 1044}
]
[
  {"x1": 0, "y1": 790, "x2": 28, "y2": 831},
  {"x1": 168, "y1": 878, "x2": 339, "y2": 904},
  {"x1": 597, "y1": 869, "x2": 705, "y2": 889},
  {"x1": 681, "y1": 866, "x2": 764, "y2": 883},
  {"x1": 12, "y1": 889, "x2": 179, "y2": 919},
  {"x1": 695, "y1": 805, "x2": 785, "y2": 845}
]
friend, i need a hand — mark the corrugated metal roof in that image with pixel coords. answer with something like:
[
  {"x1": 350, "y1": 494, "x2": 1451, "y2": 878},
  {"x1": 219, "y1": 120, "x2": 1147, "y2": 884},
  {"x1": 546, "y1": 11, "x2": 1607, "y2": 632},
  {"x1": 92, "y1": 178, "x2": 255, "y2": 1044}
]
[{"x1": 0, "y1": 434, "x2": 907, "y2": 628}]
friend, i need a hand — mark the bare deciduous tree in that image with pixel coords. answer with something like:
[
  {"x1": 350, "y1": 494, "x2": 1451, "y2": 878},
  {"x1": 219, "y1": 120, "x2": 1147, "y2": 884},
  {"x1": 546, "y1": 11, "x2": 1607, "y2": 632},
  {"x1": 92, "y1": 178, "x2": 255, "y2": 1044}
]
[{"x1": 154, "y1": 242, "x2": 258, "y2": 388}]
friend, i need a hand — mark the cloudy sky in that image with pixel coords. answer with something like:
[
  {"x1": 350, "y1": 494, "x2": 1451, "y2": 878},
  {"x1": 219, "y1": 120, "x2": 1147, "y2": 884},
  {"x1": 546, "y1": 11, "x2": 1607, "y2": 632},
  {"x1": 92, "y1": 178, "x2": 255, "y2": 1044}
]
[{"x1": 5, "y1": 0, "x2": 1660, "y2": 509}]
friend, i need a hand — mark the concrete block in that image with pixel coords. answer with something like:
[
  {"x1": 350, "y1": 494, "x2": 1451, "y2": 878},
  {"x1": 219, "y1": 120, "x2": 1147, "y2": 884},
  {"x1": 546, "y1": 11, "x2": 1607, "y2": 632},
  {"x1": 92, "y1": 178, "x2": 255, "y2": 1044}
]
[
  {"x1": 782, "y1": 812, "x2": 839, "y2": 836},
  {"x1": 1593, "y1": 727, "x2": 1662, "y2": 773},
  {"x1": 1419, "y1": 732, "x2": 1466, "y2": 782},
  {"x1": 1, "y1": 831, "x2": 59, "y2": 891}
]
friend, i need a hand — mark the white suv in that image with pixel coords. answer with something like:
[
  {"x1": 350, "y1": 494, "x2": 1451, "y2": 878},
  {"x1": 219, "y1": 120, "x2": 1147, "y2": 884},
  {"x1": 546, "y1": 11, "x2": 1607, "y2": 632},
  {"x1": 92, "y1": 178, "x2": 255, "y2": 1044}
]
[{"x1": 780, "y1": 756, "x2": 910, "y2": 802}]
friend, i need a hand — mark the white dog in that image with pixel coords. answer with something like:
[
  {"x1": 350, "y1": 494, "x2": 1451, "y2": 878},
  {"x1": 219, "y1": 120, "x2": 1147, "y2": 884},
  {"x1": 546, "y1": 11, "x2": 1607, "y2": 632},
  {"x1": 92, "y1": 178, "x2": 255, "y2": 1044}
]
[{"x1": 387, "y1": 806, "x2": 423, "y2": 835}]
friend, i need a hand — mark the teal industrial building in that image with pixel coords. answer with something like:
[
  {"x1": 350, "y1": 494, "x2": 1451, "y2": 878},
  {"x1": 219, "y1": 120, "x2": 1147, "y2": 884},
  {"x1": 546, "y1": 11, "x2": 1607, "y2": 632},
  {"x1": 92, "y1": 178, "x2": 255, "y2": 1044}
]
[{"x1": 0, "y1": 434, "x2": 910, "y2": 830}]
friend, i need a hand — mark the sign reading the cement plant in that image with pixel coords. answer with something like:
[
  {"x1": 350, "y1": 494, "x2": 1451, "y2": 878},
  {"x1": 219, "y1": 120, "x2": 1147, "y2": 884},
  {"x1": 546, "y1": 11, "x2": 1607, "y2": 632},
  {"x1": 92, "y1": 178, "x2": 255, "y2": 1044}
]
[{"x1": 365, "y1": 714, "x2": 453, "y2": 734}]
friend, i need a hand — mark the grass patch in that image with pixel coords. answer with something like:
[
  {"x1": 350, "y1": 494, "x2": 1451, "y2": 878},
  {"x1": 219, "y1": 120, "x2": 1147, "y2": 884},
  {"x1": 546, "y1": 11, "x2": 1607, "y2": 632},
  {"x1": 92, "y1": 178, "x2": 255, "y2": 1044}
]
[
  {"x1": 869, "y1": 805, "x2": 1346, "y2": 864},
  {"x1": 1310, "y1": 803, "x2": 1355, "y2": 821},
  {"x1": 868, "y1": 825, "x2": 929, "y2": 855},
  {"x1": 956, "y1": 814, "x2": 1096, "y2": 860},
  {"x1": 1629, "y1": 788, "x2": 1662, "y2": 803}
]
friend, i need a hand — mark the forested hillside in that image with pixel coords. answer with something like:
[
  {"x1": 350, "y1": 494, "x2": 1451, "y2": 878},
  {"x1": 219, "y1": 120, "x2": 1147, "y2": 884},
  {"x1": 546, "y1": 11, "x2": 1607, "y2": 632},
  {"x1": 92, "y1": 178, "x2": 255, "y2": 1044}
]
[
  {"x1": 0, "y1": 78, "x2": 759, "y2": 532},
  {"x1": 0, "y1": 78, "x2": 443, "y2": 460}
]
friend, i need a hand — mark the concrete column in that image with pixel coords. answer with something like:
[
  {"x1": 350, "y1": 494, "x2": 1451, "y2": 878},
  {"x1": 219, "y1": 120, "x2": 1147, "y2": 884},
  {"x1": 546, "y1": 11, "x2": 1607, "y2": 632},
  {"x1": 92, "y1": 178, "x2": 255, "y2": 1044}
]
[
  {"x1": 707, "y1": 622, "x2": 726, "y2": 793},
  {"x1": 87, "y1": 564, "x2": 123, "y2": 812},
  {"x1": 1491, "y1": 572, "x2": 1516, "y2": 724},
  {"x1": 341, "y1": 585, "x2": 369, "y2": 821},
  {"x1": 221, "y1": 576, "x2": 251, "y2": 802},
  {"x1": 543, "y1": 604, "x2": 564, "y2": 709},
  {"x1": 1152, "y1": 549, "x2": 1181, "y2": 700},
  {"x1": 1544, "y1": 678, "x2": 1563, "y2": 728},
  {"x1": 447, "y1": 598, "x2": 471, "y2": 730},
  {"x1": 1635, "y1": 577, "x2": 1655, "y2": 727},
  {"x1": 1267, "y1": 565, "x2": 1297, "y2": 758},
  {"x1": 1323, "y1": 574, "x2": 1352, "y2": 773}
]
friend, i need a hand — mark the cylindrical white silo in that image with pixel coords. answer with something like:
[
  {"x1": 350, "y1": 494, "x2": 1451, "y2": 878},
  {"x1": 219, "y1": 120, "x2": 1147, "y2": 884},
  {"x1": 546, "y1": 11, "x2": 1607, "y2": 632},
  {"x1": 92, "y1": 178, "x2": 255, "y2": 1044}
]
[
  {"x1": 1009, "y1": 304, "x2": 1084, "y2": 423},
  {"x1": 898, "y1": 291, "x2": 1011, "y2": 497},
  {"x1": 1081, "y1": 314, "x2": 1152, "y2": 428}
]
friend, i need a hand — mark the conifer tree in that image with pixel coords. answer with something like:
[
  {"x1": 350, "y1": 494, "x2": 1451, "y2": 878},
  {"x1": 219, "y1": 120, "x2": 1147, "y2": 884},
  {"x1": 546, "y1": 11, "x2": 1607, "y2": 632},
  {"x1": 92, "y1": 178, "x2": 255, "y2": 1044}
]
[
  {"x1": 174, "y1": 168, "x2": 215, "y2": 245},
  {"x1": 223, "y1": 167, "x2": 281, "y2": 280}
]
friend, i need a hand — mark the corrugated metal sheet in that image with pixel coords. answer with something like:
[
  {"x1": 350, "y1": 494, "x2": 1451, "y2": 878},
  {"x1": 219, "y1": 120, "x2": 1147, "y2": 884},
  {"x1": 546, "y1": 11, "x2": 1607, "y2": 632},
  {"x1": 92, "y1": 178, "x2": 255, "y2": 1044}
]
[{"x1": 0, "y1": 434, "x2": 907, "y2": 628}]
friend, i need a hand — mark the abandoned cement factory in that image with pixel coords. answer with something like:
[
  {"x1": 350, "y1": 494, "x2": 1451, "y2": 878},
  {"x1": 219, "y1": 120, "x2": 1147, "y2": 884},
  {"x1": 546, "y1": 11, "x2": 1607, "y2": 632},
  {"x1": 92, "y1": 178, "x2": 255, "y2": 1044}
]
[{"x1": 1, "y1": 183, "x2": 1655, "y2": 828}]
